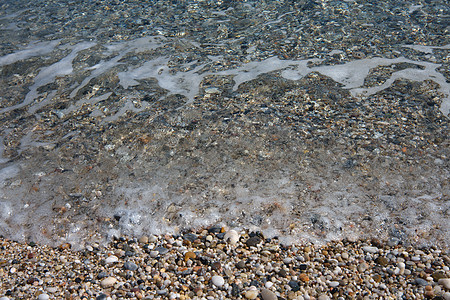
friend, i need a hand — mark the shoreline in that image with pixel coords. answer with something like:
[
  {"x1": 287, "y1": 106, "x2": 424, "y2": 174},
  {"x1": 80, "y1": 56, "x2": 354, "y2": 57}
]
[{"x1": 1, "y1": 228, "x2": 449, "y2": 300}]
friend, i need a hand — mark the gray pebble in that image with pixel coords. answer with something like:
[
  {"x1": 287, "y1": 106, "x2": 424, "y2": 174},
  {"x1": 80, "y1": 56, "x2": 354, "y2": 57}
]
[
  {"x1": 414, "y1": 278, "x2": 429, "y2": 286},
  {"x1": 261, "y1": 289, "x2": 277, "y2": 300},
  {"x1": 124, "y1": 261, "x2": 138, "y2": 271}
]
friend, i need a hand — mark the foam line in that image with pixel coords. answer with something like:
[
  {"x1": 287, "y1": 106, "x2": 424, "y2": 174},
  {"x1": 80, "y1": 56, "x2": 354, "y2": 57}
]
[
  {"x1": 0, "y1": 42, "x2": 96, "y2": 115},
  {"x1": 0, "y1": 40, "x2": 60, "y2": 66}
]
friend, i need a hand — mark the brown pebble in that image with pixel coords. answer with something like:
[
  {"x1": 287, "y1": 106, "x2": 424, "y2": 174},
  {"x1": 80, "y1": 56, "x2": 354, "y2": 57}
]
[
  {"x1": 375, "y1": 256, "x2": 389, "y2": 266},
  {"x1": 184, "y1": 251, "x2": 196, "y2": 262},
  {"x1": 373, "y1": 274, "x2": 382, "y2": 283},
  {"x1": 299, "y1": 273, "x2": 309, "y2": 282}
]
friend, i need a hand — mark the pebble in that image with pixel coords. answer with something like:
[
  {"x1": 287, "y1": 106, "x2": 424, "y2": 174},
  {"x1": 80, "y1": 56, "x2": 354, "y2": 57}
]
[
  {"x1": 224, "y1": 230, "x2": 240, "y2": 244},
  {"x1": 0, "y1": 234, "x2": 448, "y2": 300},
  {"x1": 357, "y1": 262, "x2": 369, "y2": 273},
  {"x1": 211, "y1": 275, "x2": 225, "y2": 287},
  {"x1": 37, "y1": 294, "x2": 49, "y2": 300},
  {"x1": 415, "y1": 278, "x2": 429, "y2": 286},
  {"x1": 328, "y1": 281, "x2": 339, "y2": 287},
  {"x1": 105, "y1": 255, "x2": 119, "y2": 264},
  {"x1": 100, "y1": 276, "x2": 117, "y2": 288},
  {"x1": 244, "y1": 287, "x2": 259, "y2": 299},
  {"x1": 362, "y1": 246, "x2": 379, "y2": 253},
  {"x1": 246, "y1": 236, "x2": 262, "y2": 247},
  {"x1": 124, "y1": 261, "x2": 138, "y2": 271},
  {"x1": 439, "y1": 278, "x2": 450, "y2": 290},
  {"x1": 443, "y1": 292, "x2": 450, "y2": 300},
  {"x1": 261, "y1": 289, "x2": 277, "y2": 300},
  {"x1": 138, "y1": 236, "x2": 149, "y2": 244}
]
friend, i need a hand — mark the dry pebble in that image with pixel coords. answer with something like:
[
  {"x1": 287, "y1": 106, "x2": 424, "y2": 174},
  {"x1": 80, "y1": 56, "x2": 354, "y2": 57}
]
[{"x1": 0, "y1": 231, "x2": 449, "y2": 300}]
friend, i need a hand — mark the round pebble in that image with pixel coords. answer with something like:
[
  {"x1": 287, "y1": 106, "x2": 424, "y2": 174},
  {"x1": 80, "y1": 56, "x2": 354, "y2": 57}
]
[
  {"x1": 37, "y1": 294, "x2": 49, "y2": 300},
  {"x1": 100, "y1": 276, "x2": 117, "y2": 288},
  {"x1": 224, "y1": 230, "x2": 240, "y2": 244},
  {"x1": 261, "y1": 288, "x2": 277, "y2": 300},
  {"x1": 439, "y1": 278, "x2": 450, "y2": 290},
  {"x1": 124, "y1": 261, "x2": 138, "y2": 271},
  {"x1": 244, "y1": 287, "x2": 259, "y2": 299},
  {"x1": 211, "y1": 275, "x2": 225, "y2": 287},
  {"x1": 105, "y1": 255, "x2": 118, "y2": 264}
]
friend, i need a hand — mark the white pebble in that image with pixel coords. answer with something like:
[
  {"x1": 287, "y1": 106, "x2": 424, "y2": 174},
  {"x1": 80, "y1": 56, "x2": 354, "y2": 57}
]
[
  {"x1": 211, "y1": 275, "x2": 225, "y2": 287},
  {"x1": 244, "y1": 287, "x2": 259, "y2": 300},
  {"x1": 224, "y1": 230, "x2": 240, "y2": 245},
  {"x1": 101, "y1": 277, "x2": 117, "y2": 288},
  {"x1": 443, "y1": 292, "x2": 450, "y2": 300},
  {"x1": 362, "y1": 246, "x2": 379, "y2": 253},
  {"x1": 0, "y1": 297, "x2": 9, "y2": 300},
  {"x1": 265, "y1": 281, "x2": 273, "y2": 288},
  {"x1": 105, "y1": 255, "x2": 118, "y2": 264},
  {"x1": 283, "y1": 257, "x2": 293, "y2": 264},
  {"x1": 328, "y1": 281, "x2": 339, "y2": 288},
  {"x1": 38, "y1": 294, "x2": 50, "y2": 300},
  {"x1": 318, "y1": 295, "x2": 330, "y2": 300},
  {"x1": 150, "y1": 250, "x2": 159, "y2": 258}
]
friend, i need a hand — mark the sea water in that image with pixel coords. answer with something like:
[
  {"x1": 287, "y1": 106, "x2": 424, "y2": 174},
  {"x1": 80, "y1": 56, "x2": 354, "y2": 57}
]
[{"x1": 0, "y1": 0, "x2": 448, "y2": 248}]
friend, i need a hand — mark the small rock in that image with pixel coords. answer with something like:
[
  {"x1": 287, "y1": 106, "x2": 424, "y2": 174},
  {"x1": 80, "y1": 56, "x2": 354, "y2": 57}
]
[
  {"x1": 357, "y1": 262, "x2": 369, "y2": 273},
  {"x1": 375, "y1": 256, "x2": 389, "y2": 266},
  {"x1": 124, "y1": 261, "x2": 138, "y2": 271},
  {"x1": 236, "y1": 260, "x2": 246, "y2": 269},
  {"x1": 224, "y1": 230, "x2": 240, "y2": 244},
  {"x1": 415, "y1": 278, "x2": 429, "y2": 286},
  {"x1": 105, "y1": 255, "x2": 118, "y2": 264},
  {"x1": 212, "y1": 275, "x2": 225, "y2": 287},
  {"x1": 299, "y1": 273, "x2": 309, "y2": 282},
  {"x1": 362, "y1": 246, "x2": 379, "y2": 253},
  {"x1": 438, "y1": 278, "x2": 450, "y2": 290},
  {"x1": 38, "y1": 294, "x2": 50, "y2": 300},
  {"x1": 184, "y1": 251, "x2": 196, "y2": 262},
  {"x1": 283, "y1": 257, "x2": 293, "y2": 264},
  {"x1": 150, "y1": 250, "x2": 159, "y2": 258},
  {"x1": 261, "y1": 289, "x2": 277, "y2": 300},
  {"x1": 96, "y1": 295, "x2": 109, "y2": 300},
  {"x1": 138, "y1": 236, "x2": 148, "y2": 244},
  {"x1": 101, "y1": 276, "x2": 117, "y2": 288},
  {"x1": 328, "y1": 281, "x2": 339, "y2": 287},
  {"x1": 246, "y1": 236, "x2": 262, "y2": 247},
  {"x1": 244, "y1": 287, "x2": 259, "y2": 300},
  {"x1": 443, "y1": 292, "x2": 450, "y2": 300},
  {"x1": 432, "y1": 271, "x2": 447, "y2": 281},
  {"x1": 288, "y1": 280, "x2": 300, "y2": 291},
  {"x1": 318, "y1": 295, "x2": 330, "y2": 300},
  {"x1": 154, "y1": 247, "x2": 169, "y2": 255}
]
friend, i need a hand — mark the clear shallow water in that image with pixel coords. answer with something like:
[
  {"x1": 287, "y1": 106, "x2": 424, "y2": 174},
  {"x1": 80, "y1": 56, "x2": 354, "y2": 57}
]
[{"x1": 0, "y1": 0, "x2": 448, "y2": 248}]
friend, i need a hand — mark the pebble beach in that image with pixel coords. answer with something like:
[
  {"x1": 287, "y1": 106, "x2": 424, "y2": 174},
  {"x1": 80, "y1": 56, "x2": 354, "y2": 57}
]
[
  {"x1": 1, "y1": 228, "x2": 449, "y2": 299},
  {"x1": 1, "y1": 1, "x2": 449, "y2": 299}
]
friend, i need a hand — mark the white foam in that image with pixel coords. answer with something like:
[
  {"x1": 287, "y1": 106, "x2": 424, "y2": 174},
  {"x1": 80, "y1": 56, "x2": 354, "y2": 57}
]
[
  {"x1": 0, "y1": 40, "x2": 60, "y2": 66},
  {"x1": 402, "y1": 44, "x2": 450, "y2": 54},
  {"x1": 0, "y1": 41, "x2": 96, "y2": 115},
  {"x1": 70, "y1": 37, "x2": 164, "y2": 99}
]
